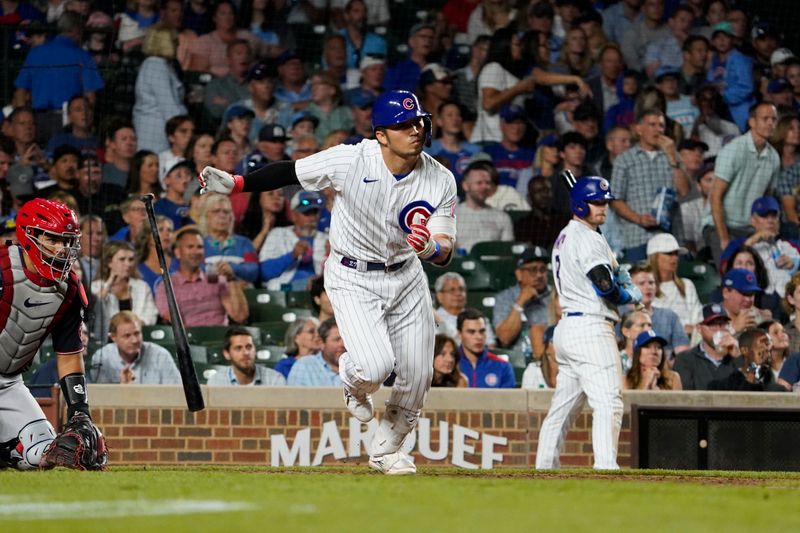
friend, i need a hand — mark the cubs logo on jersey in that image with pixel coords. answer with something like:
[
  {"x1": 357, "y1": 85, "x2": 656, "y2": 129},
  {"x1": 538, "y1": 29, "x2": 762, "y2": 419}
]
[{"x1": 398, "y1": 200, "x2": 434, "y2": 234}]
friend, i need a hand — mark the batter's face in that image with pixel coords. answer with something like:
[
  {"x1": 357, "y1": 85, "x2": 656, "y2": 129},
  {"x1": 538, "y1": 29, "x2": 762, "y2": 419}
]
[
  {"x1": 377, "y1": 117, "x2": 426, "y2": 158},
  {"x1": 434, "y1": 341, "x2": 458, "y2": 374},
  {"x1": 638, "y1": 341, "x2": 664, "y2": 368},
  {"x1": 584, "y1": 201, "x2": 609, "y2": 227},
  {"x1": 225, "y1": 334, "x2": 256, "y2": 376},
  {"x1": 112, "y1": 320, "x2": 143, "y2": 360},
  {"x1": 460, "y1": 318, "x2": 487, "y2": 354},
  {"x1": 632, "y1": 272, "x2": 656, "y2": 304}
]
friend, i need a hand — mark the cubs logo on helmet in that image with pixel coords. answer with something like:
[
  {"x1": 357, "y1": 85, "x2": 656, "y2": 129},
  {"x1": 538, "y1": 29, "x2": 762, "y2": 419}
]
[
  {"x1": 402, "y1": 98, "x2": 414, "y2": 110},
  {"x1": 398, "y1": 200, "x2": 434, "y2": 233}
]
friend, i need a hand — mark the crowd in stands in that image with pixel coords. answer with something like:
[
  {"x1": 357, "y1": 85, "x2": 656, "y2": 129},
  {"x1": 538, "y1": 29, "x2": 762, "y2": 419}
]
[{"x1": 2, "y1": 0, "x2": 800, "y2": 395}]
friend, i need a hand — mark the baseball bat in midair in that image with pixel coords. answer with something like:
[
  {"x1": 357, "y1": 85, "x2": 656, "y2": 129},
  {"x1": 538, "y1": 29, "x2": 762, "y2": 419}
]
[{"x1": 140, "y1": 194, "x2": 205, "y2": 412}]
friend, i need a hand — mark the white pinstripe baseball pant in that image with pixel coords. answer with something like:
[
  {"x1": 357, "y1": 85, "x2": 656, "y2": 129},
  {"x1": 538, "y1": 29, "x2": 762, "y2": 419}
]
[{"x1": 535, "y1": 315, "x2": 623, "y2": 470}]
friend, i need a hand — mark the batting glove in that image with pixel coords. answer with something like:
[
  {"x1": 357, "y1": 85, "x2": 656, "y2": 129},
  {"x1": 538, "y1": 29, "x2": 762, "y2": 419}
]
[
  {"x1": 407, "y1": 222, "x2": 440, "y2": 261},
  {"x1": 615, "y1": 264, "x2": 632, "y2": 287},
  {"x1": 199, "y1": 166, "x2": 244, "y2": 195}
]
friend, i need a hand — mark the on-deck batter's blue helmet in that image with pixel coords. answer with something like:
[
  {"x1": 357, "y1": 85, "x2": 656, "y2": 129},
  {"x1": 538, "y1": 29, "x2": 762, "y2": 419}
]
[
  {"x1": 570, "y1": 175, "x2": 614, "y2": 217},
  {"x1": 372, "y1": 90, "x2": 432, "y2": 146}
]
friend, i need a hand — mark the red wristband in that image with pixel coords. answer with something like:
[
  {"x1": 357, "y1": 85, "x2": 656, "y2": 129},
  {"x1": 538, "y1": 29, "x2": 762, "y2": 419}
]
[{"x1": 231, "y1": 174, "x2": 245, "y2": 194}]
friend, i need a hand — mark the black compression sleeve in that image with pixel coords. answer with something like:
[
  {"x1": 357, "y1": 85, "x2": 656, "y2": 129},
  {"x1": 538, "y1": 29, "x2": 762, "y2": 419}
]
[
  {"x1": 241, "y1": 161, "x2": 300, "y2": 192},
  {"x1": 587, "y1": 264, "x2": 617, "y2": 297}
]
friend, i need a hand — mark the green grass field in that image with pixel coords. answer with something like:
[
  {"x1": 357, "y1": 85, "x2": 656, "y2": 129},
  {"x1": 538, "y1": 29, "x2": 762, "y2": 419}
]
[{"x1": 2, "y1": 466, "x2": 799, "y2": 532}]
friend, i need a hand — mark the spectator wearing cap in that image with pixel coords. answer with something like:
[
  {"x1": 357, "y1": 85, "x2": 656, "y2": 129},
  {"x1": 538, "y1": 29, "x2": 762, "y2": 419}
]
[
  {"x1": 719, "y1": 196, "x2": 800, "y2": 297},
  {"x1": 706, "y1": 21, "x2": 755, "y2": 131},
  {"x1": 197, "y1": 192, "x2": 259, "y2": 285},
  {"x1": 433, "y1": 271, "x2": 497, "y2": 346},
  {"x1": 601, "y1": 0, "x2": 642, "y2": 45},
  {"x1": 36, "y1": 144, "x2": 81, "y2": 196},
  {"x1": 493, "y1": 247, "x2": 552, "y2": 353},
  {"x1": 337, "y1": 0, "x2": 387, "y2": 70},
  {"x1": 424, "y1": 100, "x2": 480, "y2": 184},
  {"x1": 45, "y1": 95, "x2": 99, "y2": 157},
  {"x1": 237, "y1": 123, "x2": 291, "y2": 178},
  {"x1": 706, "y1": 102, "x2": 779, "y2": 264},
  {"x1": 620, "y1": 0, "x2": 670, "y2": 72},
  {"x1": 625, "y1": 330, "x2": 683, "y2": 390},
  {"x1": 186, "y1": 0, "x2": 261, "y2": 77},
  {"x1": 218, "y1": 104, "x2": 255, "y2": 157},
  {"x1": 514, "y1": 173, "x2": 571, "y2": 249},
  {"x1": 765, "y1": 79, "x2": 795, "y2": 120},
  {"x1": 551, "y1": 131, "x2": 588, "y2": 214},
  {"x1": 384, "y1": 22, "x2": 436, "y2": 93},
  {"x1": 419, "y1": 64, "x2": 455, "y2": 129},
  {"x1": 73, "y1": 152, "x2": 127, "y2": 232},
  {"x1": 13, "y1": 11, "x2": 103, "y2": 146},
  {"x1": 643, "y1": 5, "x2": 694, "y2": 79},
  {"x1": 154, "y1": 161, "x2": 194, "y2": 229},
  {"x1": 258, "y1": 190, "x2": 328, "y2": 291},
  {"x1": 274, "y1": 50, "x2": 312, "y2": 112},
  {"x1": 484, "y1": 105, "x2": 535, "y2": 194},
  {"x1": 673, "y1": 303, "x2": 740, "y2": 390},
  {"x1": 751, "y1": 21, "x2": 780, "y2": 85},
  {"x1": 655, "y1": 66, "x2": 699, "y2": 133},
  {"x1": 679, "y1": 35, "x2": 710, "y2": 97},
  {"x1": 158, "y1": 115, "x2": 195, "y2": 184},
  {"x1": 611, "y1": 108, "x2": 690, "y2": 262},
  {"x1": 771, "y1": 48, "x2": 796, "y2": 82},
  {"x1": 708, "y1": 326, "x2": 787, "y2": 392},
  {"x1": 229, "y1": 62, "x2": 283, "y2": 142},
  {"x1": 202, "y1": 39, "x2": 253, "y2": 122},
  {"x1": 451, "y1": 35, "x2": 490, "y2": 126},
  {"x1": 289, "y1": 111, "x2": 319, "y2": 141},
  {"x1": 210, "y1": 137, "x2": 252, "y2": 226},
  {"x1": 454, "y1": 160, "x2": 514, "y2": 254},
  {"x1": 628, "y1": 264, "x2": 691, "y2": 357},
  {"x1": 586, "y1": 44, "x2": 624, "y2": 118},
  {"x1": 521, "y1": 324, "x2": 554, "y2": 389},
  {"x1": 343, "y1": 91, "x2": 375, "y2": 145},
  {"x1": 471, "y1": 27, "x2": 590, "y2": 145},
  {"x1": 344, "y1": 56, "x2": 386, "y2": 107},
  {"x1": 680, "y1": 157, "x2": 715, "y2": 254},
  {"x1": 131, "y1": 26, "x2": 187, "y2": 154},
  {"x1": 646, "y1": 233, "x2": 703, "y2": 335},
  {"x1": 306, "y1": 72, "x2": 353, "y2": 144},
  {"x1": 717, "y1": 267, "x2": 771, "y2": 333}
]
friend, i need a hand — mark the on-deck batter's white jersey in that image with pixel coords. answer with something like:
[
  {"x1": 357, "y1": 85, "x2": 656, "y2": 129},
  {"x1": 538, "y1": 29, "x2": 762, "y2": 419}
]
[
  {"x1": 294, "y1": 139, "x2": 458, "y2": 263},
  {"x1": 552, "y1": 219, "x2": 619, "y2": 322}
]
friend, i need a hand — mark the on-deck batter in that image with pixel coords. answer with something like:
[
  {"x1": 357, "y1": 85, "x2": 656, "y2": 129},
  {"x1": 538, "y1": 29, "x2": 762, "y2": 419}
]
[
  {"x1": 535, "y1": 176, "x2": 641, "y2": 470},
  {"x1": 199, "y1": 90, "x2": 458, "y2": 475}
]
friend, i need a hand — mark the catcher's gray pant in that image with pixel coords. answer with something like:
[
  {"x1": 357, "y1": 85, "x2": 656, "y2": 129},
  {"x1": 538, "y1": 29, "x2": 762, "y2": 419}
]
[
  {"x1": 535, "y1": 316, "x2": 623, "y2": 470},
  {"x1": 326, "y1": 254, "x2": 435, "y2": 454},
  {"x1": 0, "y1": 373, "x2": 56, "y2": 469}
]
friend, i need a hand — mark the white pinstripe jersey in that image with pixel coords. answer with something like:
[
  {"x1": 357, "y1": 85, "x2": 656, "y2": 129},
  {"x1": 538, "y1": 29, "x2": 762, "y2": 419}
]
[
  {"x1": 552, "y1": 219, "x2": 619, "y2": 322},
  {"x1": 294, "y1": 139, "x2": 458, "y2": 264}
]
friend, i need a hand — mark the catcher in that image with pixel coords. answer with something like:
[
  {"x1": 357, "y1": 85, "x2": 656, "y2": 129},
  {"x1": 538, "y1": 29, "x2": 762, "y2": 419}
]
[{"x1": 0, "y1": 199, "x2": 107, "y2": 471}]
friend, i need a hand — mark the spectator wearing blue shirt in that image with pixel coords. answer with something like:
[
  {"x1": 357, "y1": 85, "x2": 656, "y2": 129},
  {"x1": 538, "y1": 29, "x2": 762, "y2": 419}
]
[
  {"x1": 274, "y1": 50, "x2": 312, "y2": 113},
  {"x1": 338, "y1": 0, "x2": 387, "y2": 70},
  {"x1": 384, "y1": 22, "x2": 435, "y2": 93},
  {"x1": 135, "y1": 214, "x2": 178, "y2": 295},
  {"x1": 14, "y1": 11, "x2": 104, "y2": 145},
  {"x1": 458, "y1": 308, "x2": 516, "y2": 388},
  {"x1": 154, "y1": 161, "x2": 194, "y2": 230},
  {"x1": 275, "y1": 317, "x2": 322, "y2": 379},
  {"x1": 198, "y1": 193, "x2": 260, "y2": 285},
  {"x1": 45, "y1": 95, "x2": 99, "y2": 157},
  {"x1": 288, "y1": 318, "x2": 345, "y2": 386},
  {"x1": 484, "y1": 105, "x2": 536, "y2": 195},
  {"x1": 707, "y1": 21, "x2": 754, "y2": 131},
  {"x1": 425, "y1": 100, "x2": 480, "y2": 184}
]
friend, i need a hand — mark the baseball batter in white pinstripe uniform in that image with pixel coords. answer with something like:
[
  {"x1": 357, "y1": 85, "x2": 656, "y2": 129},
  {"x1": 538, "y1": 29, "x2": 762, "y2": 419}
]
[
  {"x1": 200, "y1": 90, "x2": 457, "y2": 475},
  {"x1": 535, "y1": 176, "x2": 641, "y2": 470}
]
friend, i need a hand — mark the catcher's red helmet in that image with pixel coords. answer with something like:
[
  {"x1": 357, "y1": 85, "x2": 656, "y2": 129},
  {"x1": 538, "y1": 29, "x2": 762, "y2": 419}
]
[{"x1": 15, "y1": 198, "x2": 81, "y2": 282}]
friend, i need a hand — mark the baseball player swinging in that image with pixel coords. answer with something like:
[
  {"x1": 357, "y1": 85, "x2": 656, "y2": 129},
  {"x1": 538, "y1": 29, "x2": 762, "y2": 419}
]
[
  {"x1": 0, "y1": 199, "x2": 107, "y2": 471},
  {"x1": 535, "y1": 176, "x2": 641, "y2": 470},
  {"x1": 200, "y1": 90, "x2": 458, "y2": 475}
]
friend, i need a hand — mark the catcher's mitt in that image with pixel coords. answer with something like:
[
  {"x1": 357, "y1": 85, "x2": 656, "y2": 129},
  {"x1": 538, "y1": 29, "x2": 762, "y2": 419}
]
[{"x1": 40, "y1": 412, "x2": 108, "y2": 471}]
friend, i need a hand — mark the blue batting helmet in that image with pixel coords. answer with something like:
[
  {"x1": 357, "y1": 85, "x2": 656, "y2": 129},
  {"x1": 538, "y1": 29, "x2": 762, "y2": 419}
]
[
  {"x1": 570, "y1": 176, "x2": 614, "y2": 217},
  {"x1": 372, "y1": 90, "x2": 432, "y2": 145}
]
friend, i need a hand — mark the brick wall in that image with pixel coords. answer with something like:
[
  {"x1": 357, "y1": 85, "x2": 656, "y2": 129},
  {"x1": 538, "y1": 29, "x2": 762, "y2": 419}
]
[{"x1": 84, "y1": 386, "x2": 799, "y2": 468}]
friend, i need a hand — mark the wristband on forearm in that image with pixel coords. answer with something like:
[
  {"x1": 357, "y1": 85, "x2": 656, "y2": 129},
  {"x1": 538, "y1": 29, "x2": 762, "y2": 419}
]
[{"x1": 60, "y1": 373, "x2": 90, "y2": 418}]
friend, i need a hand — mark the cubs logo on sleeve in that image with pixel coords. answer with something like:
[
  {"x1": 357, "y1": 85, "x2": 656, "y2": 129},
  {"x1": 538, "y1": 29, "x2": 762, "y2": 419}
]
[{"x1": 398, "y1": 200, "x2": 434, "y2": 234}]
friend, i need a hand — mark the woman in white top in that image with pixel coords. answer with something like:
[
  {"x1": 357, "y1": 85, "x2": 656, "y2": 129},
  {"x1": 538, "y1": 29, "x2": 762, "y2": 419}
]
[
  {"x1": 91, "y1": 241, "x2": 158, "y2": 342},
  {"x1": 471, "y1": 27, "x2": 590, "y2": 144},
  {"x1": 647, "y1": 233, "x2": 703, "y2": 337}
]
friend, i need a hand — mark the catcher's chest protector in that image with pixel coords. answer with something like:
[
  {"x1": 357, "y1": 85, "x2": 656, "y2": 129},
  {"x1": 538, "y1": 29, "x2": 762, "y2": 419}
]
[{"x1": 0, "y1": 245, "x2": 75, "y2": 375}]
